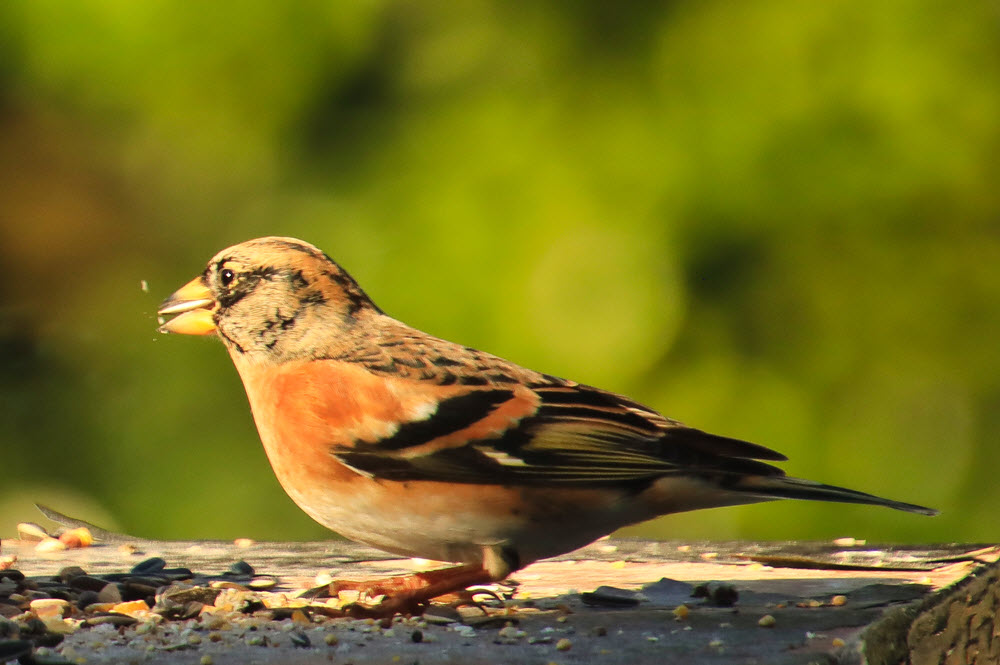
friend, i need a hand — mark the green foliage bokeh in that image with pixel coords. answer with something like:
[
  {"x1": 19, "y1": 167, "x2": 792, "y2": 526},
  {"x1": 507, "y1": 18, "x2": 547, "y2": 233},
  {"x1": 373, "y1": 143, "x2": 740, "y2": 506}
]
[{"x1": 0, "y1": 1, "x2": 997, "y2": 544}]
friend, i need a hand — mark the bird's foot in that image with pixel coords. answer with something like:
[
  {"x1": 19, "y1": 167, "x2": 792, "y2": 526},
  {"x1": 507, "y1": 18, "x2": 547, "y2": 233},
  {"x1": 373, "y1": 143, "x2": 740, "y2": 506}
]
[
  {"x1": 334, "y1": 564, "x2": 496, "y2": 619},
  {"x1": 330, "y1": 563, "x2": 491, "y2": 600}
]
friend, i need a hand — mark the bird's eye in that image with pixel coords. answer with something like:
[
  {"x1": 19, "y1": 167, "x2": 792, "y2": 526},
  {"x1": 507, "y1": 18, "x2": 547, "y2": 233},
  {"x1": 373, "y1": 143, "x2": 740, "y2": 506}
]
[{"x1": 220, "y1": 268, "x2": 235, "y2": 287}]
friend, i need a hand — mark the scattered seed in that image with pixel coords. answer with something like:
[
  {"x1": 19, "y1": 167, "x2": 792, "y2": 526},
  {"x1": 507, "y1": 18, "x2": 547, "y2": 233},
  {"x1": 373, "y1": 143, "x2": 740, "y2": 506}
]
[
  {"x1": 97, "y1": 583, "x2": 123, "y2": 604},
  {"x1": 248, "y1": 577, "x2": 277, "y2": 591},
  {"x1": 131, "y1": 558, "x2": 167, "y2": 575},
  {"x1": 135, "y1": 621, "x2": 157, "y2": 635},
  {"x1": 17, "y1": 523, "x2": 49, "y2": 541},
  {"x1": 159, "y1": 584, "x2": 221, "y2": 607},
  {"x1": 35, "y1": 538, "x2": 67, "y2": 553},
  {"x1": 111, "y1": 600, "x2": 150, "y2": 616},
  {"x1": 580, "y1": 586, "x2": 641, "y2": 607},
  {"x1": 85, "y1": 614, "x2": 139, "y2": 628},
  {"x1": 40, "y1": 617, "x2": 78, "y2": 636},
  {"x1": 67, "y1": 576, "x2": 106, "y2": 593},
  {"x1": 29, "y1": 598, "x2": 71, "y2": 615},
  {"x1": 498, "y1": 624, "x2": 524, "y2": 640},
  {"x1": 58, "y1": 528, "x2": 94, "y2": 549},
  {"x1": 226, "y1": 561, "x2": 255, "y2": 577},
  {"x1": 0, "y1": 570, "x2": 23, "y2": 583}
]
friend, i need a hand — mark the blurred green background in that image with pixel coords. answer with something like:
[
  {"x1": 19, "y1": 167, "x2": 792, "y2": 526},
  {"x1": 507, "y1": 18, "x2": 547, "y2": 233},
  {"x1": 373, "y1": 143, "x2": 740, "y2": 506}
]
[{"x1": 1, "y1": 1, "x2": 997, "y2": 546}]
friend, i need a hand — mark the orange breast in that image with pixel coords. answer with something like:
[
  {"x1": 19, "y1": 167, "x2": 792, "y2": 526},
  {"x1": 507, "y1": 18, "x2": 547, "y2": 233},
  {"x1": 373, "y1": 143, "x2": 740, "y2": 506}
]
[{"x1": 231, "y1": 359, "x2": 443, "y2": 515}]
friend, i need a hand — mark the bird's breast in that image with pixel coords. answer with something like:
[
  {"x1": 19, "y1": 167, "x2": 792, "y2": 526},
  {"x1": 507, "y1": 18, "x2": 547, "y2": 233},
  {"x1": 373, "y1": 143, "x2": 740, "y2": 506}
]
[
  {"x1": 238, "y1": 357, "x2": 438, "y2": 439},
  {"x1": 229, "y1": 358, "x2": 447, "y2": 525}
]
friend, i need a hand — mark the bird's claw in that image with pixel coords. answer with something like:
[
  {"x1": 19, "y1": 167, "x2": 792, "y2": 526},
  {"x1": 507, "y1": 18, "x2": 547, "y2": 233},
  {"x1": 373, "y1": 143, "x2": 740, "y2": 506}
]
[{"x1": 343, "y1": 594, "x2": 430, "y2": 622}]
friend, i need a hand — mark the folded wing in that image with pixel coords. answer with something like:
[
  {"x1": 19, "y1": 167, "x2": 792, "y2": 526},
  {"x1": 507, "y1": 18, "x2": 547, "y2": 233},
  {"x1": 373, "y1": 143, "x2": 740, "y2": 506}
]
[{"x1": 333, "y1": 380, "x2": 789, "y2": 488}]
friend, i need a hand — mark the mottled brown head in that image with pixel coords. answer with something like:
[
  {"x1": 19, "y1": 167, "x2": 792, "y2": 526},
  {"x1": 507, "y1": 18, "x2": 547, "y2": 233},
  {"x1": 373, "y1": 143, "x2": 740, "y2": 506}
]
[{"x1": 158, "y1": 237, "x2": 381, "y2": 363}]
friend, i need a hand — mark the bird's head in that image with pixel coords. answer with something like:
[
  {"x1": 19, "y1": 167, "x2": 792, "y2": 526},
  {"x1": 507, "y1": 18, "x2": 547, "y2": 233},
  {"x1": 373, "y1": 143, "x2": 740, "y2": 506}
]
[{"x1": 158, "y1": 237, "x2": 381, "y2": 363}]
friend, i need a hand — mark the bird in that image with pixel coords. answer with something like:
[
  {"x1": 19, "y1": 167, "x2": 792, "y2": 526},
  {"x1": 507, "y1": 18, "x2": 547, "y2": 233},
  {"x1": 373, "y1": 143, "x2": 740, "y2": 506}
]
[{"x1": 157, "y1": 236, "x2": 936, "y2": 614}]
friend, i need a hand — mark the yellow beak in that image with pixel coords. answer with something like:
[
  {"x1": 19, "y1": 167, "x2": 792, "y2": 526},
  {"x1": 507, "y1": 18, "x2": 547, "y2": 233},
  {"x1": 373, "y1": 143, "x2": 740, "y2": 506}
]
[{"x1": 157, "y1": 277, "x2": 218, "y2": 335}]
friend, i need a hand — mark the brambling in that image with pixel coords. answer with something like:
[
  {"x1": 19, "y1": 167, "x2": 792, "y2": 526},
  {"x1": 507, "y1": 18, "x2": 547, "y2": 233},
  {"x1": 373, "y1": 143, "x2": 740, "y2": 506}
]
[{"x1": 158, "y1": 237, "x2": 936, "y2": 613}]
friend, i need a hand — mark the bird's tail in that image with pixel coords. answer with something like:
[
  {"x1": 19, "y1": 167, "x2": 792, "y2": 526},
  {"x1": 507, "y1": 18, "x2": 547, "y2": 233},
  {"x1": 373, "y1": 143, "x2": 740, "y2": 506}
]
[{"x1": 734, "y1": 476, "x2": 938, "y2": 516}]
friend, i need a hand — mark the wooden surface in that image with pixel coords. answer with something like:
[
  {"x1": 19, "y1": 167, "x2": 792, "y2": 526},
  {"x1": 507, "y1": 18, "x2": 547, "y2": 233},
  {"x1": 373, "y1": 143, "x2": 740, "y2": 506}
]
[{"x1": 3, "y1": 522, "x2": 997, "y2": 664}]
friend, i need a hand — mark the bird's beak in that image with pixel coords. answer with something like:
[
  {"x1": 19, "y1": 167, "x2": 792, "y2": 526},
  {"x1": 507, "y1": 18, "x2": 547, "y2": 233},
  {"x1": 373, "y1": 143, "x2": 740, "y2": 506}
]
[{"x1": 157, "y1": 277, "x2": 218, "y2": 335}]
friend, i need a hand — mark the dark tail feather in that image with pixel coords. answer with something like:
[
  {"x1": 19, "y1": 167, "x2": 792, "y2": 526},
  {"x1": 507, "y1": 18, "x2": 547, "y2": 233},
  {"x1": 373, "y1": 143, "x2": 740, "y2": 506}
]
[{"x1": 737, "y1": 476, "x2": 939, "y2": 516}]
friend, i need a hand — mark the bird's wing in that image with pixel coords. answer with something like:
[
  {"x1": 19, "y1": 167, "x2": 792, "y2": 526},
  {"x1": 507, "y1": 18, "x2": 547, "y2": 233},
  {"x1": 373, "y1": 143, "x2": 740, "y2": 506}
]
[{"x1": 333, "y1": 377, "x2": 790, "y2": 488}]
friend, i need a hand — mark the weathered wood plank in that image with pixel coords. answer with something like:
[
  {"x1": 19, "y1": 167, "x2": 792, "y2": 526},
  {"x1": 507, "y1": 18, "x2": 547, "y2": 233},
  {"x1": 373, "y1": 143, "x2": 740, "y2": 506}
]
[{"x1": 2, "y1": 532, "x2": 994, "y2": 664}]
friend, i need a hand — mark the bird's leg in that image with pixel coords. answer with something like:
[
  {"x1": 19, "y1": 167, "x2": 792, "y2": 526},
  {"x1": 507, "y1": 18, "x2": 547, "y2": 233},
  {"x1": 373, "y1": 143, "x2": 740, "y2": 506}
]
[
  {"x1": 341, "y1": 545, "x2": 518, "y2": 618},
  {"x1": 331, "y1": 563, "x2": 489, "y2": 598},
  {"x1": 342, "y1": 564, "x2": 495, "y2": 618}
]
